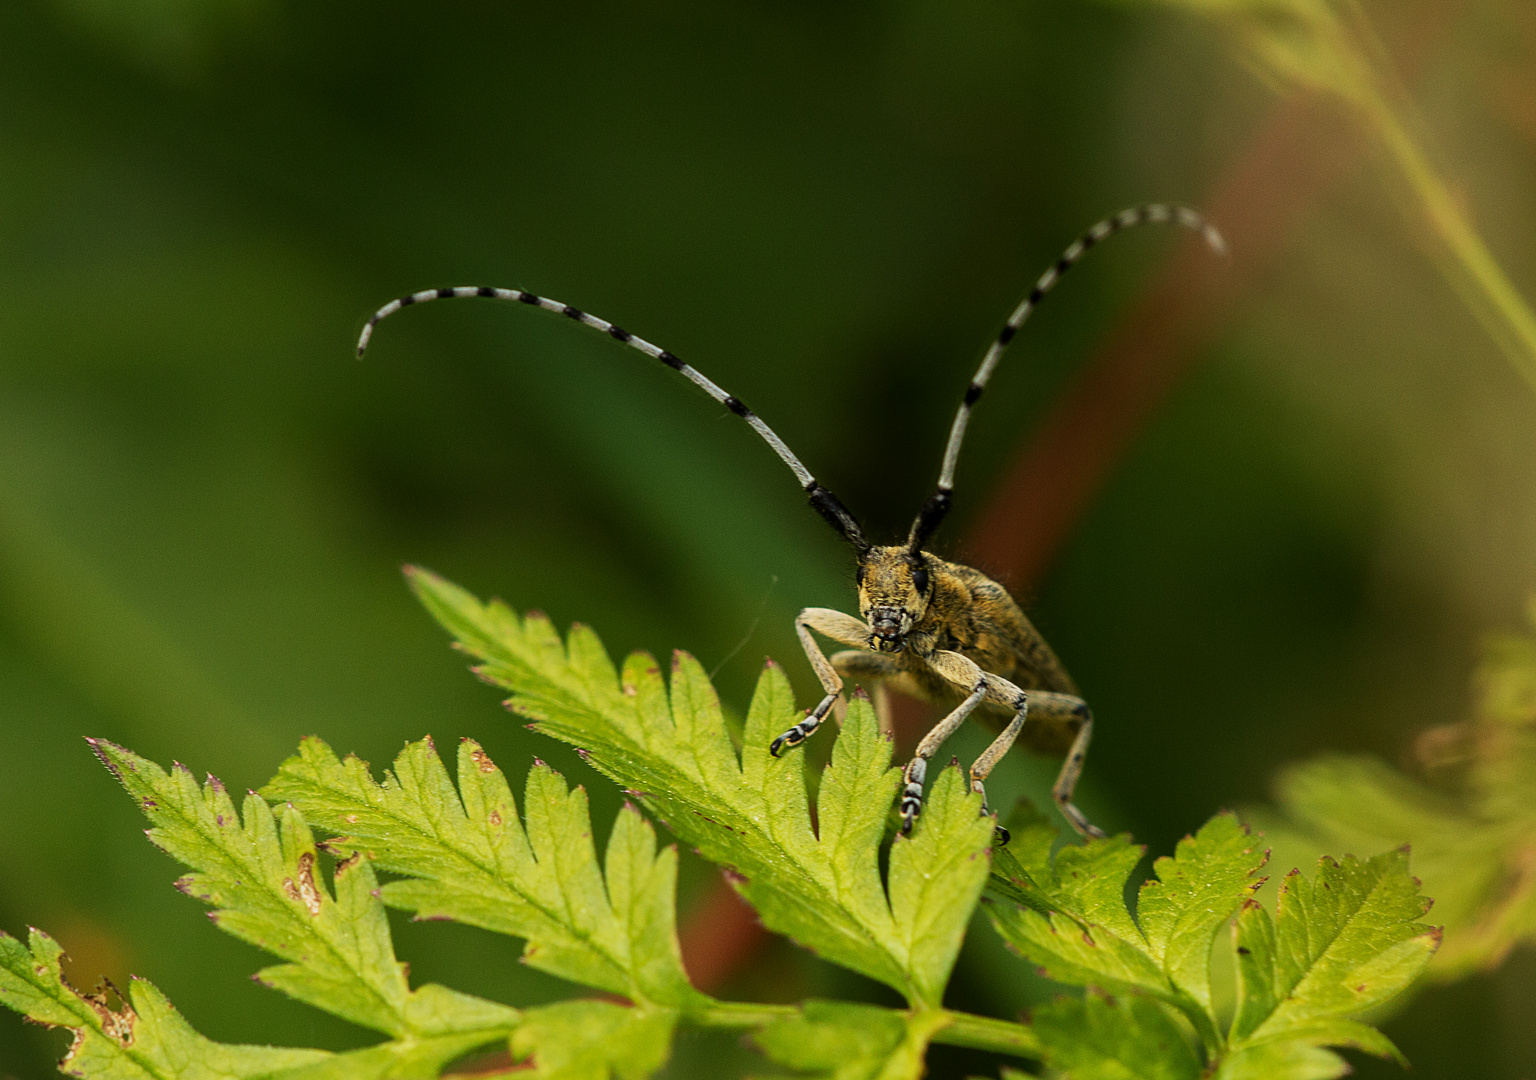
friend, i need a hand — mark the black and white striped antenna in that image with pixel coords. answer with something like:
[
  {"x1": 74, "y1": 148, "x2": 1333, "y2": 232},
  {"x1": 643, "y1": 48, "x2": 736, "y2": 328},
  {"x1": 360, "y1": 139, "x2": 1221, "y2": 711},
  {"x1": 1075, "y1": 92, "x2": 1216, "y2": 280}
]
[
  {"x1": 904, "y1": 203, "x2": 1227, "y2": 555},
  {"x1": 357, "y1": 285, "x2": 870, "y2": 551}
]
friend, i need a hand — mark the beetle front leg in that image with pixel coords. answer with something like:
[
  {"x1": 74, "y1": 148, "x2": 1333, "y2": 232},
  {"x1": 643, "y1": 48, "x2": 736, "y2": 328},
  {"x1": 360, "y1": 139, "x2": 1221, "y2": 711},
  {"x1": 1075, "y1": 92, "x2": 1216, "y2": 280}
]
[{"x1": 770, "y1": 607, "x2": 870, "y2": 756}]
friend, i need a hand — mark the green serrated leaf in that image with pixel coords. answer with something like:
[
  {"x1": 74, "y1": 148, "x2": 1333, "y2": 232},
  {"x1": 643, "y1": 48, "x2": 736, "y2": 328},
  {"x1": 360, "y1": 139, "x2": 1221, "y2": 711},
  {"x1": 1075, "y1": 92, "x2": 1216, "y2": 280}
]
[
  {"x1": 88, "y1": 739, "x2": 523, "y2": 1056},
  {"x1": 986, "y1": 800, "x2": 1061, "y2": 914},
  {"x1": 752, "y1": 1001, "x2": 951, "y2": 1080},
  {"x1": 986, "y1": 826, "x2": 1176, "y2": 1007},
  {"x1": 0, "y1": 927, "x2": 331, "y2": 1080},
  {"x1": 91, "y1": 738, "x2": 411, "y2": 1035},
  {"x1": 407, "y1": 569, "x2": 993, "y2": 1006},
  {"x1": 886, "y1": 767, "x2": 996, "y2": 1005},
  {"x1": 987, "y1": 904, "x2": 1171, "y2": 1002},
  {"x1": 1031, "y1": 992, "x2": 1201, "y2": 1080},
  {"x1": 1136, "y1": 813, "x2": 1267, "y2": 1011},
  {"x1": 262, "y1": 735, "x2": 695, "y2": 1008},
  {"x1": 509, "y1": 1000, "x2": 677, "y2": 1080},
  {"x1": 1230, "y1": 849, "x2": 1437, "y2": 1056},
  {"x1": 990, "y1": 823, "x2": 1144, "y2": 942},
  {"x1": 1264, "y1": 751, "x2": 1531, "y2": 979},
  {"x1": 990, "y1": 814, "x2": 1261, "y2": 1054}
]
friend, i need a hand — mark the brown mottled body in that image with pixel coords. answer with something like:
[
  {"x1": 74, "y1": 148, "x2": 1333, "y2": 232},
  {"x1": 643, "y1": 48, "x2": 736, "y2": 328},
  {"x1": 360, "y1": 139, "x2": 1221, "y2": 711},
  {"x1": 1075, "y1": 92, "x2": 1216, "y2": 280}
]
[
  {"x1": 770, "y1": 545, "x2": 1102, "y2": 840},
  {"x1": 836, "y1": 556, "x2": 1082, "y2": 753}
]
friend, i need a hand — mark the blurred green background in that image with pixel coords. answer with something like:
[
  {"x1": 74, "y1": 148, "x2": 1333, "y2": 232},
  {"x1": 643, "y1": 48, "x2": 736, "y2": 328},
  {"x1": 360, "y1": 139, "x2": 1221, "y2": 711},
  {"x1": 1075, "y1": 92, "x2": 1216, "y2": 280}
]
[{"x1": 1, "y1": 0, "x2": 1533, "y2": 1077}]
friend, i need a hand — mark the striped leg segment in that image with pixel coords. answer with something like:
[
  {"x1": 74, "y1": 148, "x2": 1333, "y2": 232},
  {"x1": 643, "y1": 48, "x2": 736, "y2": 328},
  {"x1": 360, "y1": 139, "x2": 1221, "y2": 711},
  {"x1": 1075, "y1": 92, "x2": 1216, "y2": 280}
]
[
  {"x1": 359, "y1": 286, "x2": 868, "y2": 552},
  {"x1": 770, "y1": 607, "x2": 872, "y2": 757},
  {"x1": 968, "y1": 689, "x2": 1104, "y2": 842},
  {"x1": 1051, "y1": 707, "x2": 1103, "y2": 839},
  {"x1": 769, "y1": 704, "x2": 833, "y2": 757},
  {"x1": 898, "y1": 649, "x2": 992, "y2": 833},
  {"x1": 900, "y1": 676, "x2": 988, "y2": 834},
  {"x1": 906, "y1": 204, "x2": 1226, "y2": 552}
]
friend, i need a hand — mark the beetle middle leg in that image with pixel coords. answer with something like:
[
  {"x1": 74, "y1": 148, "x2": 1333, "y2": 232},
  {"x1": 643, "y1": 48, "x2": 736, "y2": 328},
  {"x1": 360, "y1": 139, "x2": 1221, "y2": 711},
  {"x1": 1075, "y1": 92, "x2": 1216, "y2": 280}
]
[
  {"x1": 970, "y1": 689, "x2": 1105, "y2": 841},
  {"x1": 896, "y1": 650, "x2": 993, "y2": 834}
]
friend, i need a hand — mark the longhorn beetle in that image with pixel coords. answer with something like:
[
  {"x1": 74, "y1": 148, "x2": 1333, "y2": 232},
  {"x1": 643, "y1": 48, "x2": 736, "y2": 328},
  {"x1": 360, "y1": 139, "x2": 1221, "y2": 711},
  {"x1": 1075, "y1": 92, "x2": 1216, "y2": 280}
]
[{"x1": 359, "y1": 204, "x2": 1225, "y2": 841}]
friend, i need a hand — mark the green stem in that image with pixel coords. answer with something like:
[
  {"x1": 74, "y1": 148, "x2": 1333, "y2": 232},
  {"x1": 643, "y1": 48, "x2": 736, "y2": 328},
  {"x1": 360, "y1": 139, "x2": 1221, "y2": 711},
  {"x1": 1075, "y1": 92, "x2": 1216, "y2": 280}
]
[
  {"x1": 687, "y1": 1000, "x2": 1042, "y2": 1060},
  {"x1": 685, "y1": 998, "x2": 799, "y2": 1029},
  {"x1": 1367, "y1": 90, "x2": 1536, "y2": 395},
  {"x1": 1304, "y1": 0, "x2": 1536, "y2": 396},
  {"x1": 932, "y1": 1009, "x2": 1044, "y2": 1058}
]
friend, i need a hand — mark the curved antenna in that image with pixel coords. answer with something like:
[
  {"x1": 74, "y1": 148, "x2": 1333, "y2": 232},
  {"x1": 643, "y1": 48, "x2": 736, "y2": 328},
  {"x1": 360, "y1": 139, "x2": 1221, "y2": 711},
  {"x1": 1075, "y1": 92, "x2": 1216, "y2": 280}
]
[
  {"x1": 906, "y1": 203, "x2": 1227, "y2": 553},
  {"x1": 358, "y1": 286, "x2": 870, "y2": 552}
]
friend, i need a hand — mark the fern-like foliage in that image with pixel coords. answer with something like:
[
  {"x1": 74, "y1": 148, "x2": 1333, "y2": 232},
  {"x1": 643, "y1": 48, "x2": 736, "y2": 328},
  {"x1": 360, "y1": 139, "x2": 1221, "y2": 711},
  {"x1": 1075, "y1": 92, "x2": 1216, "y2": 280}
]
[
  {"x1": 991, "y1": 805, "x2": 1439, "y2": 1079},
  {"x1": 0, "y1": 566, "x2": 1443, "y2": 1080},
  {"x1": 404, "y1": 566, "x2": 993, "y2": 1011},
  {"x1": 262, "y1": 736, "x2": 697, "y2": 1011}
]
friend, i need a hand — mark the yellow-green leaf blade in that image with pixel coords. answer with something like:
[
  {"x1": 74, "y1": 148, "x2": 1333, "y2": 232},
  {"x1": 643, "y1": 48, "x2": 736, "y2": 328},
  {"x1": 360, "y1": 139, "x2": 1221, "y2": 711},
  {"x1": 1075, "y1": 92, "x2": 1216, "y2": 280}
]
[
  {"x1": 1136, "y1": 812, "x2": 1267, "y2": 1011},
  {"x1": 1031, "y1": 992, "x2": 1202, "y2": 1080},
  {"x1": 752, "y1": 1001, "x2": 951, "y2": 1080},
  {"x1": 0, "y1": 928, "x2": 332, "y2": 1080},
  {"x1": 263, "y1": 735, "x2": 695, "y2": 1007},
  {"x1": 1229, "y1": 849, "x2": 1438, "y2": 1065},
  {"x1": 408, "y1": 568, "x2": 982, "y2": 1005}
]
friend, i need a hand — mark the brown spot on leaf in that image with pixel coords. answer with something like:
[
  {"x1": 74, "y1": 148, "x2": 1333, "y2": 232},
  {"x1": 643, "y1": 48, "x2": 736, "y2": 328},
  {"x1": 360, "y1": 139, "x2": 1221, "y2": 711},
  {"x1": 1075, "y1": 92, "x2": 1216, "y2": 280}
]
[
  {"x1": 488, "y1": 809, "x2": 502, "y2": 826},
  {"x1": 81, "y1": 982, "x2": 135, "y2": 1047},
  {"x1": 284, "y1": 853, "x2": 324, "y2": 916},
  {"x1": 470, "y1": 747, "x2": 497, "y2": 774}
]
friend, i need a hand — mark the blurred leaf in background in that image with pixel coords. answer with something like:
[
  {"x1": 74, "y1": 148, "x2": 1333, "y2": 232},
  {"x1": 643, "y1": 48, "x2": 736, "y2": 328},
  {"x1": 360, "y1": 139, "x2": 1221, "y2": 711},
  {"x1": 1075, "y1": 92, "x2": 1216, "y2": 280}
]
[
  {"x1": 1253, "y1": 598, "x2": 1536, "y2": 982},
  {"x1": 2, "y1": 0, "x2": 1535, "y2": 1077}
]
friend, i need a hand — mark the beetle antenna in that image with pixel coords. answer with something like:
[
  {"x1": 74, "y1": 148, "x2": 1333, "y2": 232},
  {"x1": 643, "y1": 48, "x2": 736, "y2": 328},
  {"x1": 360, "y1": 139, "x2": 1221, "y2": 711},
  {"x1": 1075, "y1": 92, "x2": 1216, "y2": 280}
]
[
  {"x1": 359, "y1": 286, "x2": 870, "y2": 552},
  {"x1": 906, "y1": 203, "x2": 1226, "y2": 553}
]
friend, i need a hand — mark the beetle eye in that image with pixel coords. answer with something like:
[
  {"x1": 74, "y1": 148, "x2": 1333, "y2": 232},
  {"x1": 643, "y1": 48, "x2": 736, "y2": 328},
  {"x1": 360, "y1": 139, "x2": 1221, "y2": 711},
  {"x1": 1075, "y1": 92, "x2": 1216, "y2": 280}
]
[{"x1": 911, "y1": 566, "x2": 929, "y2": 594}]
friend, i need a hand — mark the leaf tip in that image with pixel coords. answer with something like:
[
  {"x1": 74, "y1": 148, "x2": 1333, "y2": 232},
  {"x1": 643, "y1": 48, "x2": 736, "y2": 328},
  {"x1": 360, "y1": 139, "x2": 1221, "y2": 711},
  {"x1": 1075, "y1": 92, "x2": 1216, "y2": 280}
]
[
  {"x1": 87, "y1": 739, "x2": 123, "y2": 780},
  {"x1": 468, "y1": 744, "x2": 499, "y2": 773}
]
